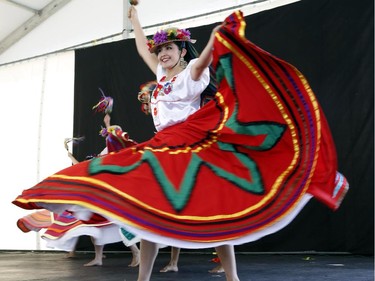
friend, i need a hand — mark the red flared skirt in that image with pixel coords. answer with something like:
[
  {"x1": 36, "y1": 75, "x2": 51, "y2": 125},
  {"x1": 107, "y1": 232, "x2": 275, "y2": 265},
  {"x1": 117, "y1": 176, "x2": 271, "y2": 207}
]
[{"x1": 13, "y1": 11, "x2": 348, "y2": 248}]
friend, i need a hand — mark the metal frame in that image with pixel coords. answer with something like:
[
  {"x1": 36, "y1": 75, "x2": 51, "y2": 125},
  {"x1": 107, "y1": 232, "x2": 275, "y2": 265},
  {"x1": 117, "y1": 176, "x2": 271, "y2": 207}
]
[{"x1": 0, "y1": 0, "x2": 72, "y2": 55}]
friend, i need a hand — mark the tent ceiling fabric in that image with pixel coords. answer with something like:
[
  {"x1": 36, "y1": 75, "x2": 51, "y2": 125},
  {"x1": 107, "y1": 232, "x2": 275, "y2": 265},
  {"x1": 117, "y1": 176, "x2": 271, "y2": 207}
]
[
  {"x1": 0, "y1": 0, "x2": 72, "y2": 56},
  {"x1": 0, "y1": 0, "x2": 300, "y2": 65}
]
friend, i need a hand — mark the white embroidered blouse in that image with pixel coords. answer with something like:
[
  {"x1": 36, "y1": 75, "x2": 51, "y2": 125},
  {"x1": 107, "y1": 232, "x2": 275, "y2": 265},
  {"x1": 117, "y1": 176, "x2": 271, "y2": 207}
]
[{"x1": 150, "y1": 58, "x2": 210, "y2": 131}]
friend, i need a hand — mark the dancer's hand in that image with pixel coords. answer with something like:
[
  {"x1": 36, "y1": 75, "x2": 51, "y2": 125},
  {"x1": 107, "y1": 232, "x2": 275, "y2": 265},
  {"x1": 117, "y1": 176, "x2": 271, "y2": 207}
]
[{"x1": 128, "y1": 5, "x2": 138, "y2": 23}]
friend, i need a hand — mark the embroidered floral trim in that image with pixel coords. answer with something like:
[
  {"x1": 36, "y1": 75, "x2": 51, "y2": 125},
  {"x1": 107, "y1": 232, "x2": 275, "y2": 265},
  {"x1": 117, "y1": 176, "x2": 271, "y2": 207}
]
[
  {"x1": 152, "y1": 76, "x2": 177, "y2": 119},
  {"x1": 152, "y1": 76, "x2": 177, "y2": 100}
]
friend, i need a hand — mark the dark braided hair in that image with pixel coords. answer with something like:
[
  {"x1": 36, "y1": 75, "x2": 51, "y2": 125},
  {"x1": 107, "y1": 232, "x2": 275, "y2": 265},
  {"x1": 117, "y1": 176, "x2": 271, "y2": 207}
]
[{"x1": 175, "y1": 41, "x2": 217, "y2": 107}]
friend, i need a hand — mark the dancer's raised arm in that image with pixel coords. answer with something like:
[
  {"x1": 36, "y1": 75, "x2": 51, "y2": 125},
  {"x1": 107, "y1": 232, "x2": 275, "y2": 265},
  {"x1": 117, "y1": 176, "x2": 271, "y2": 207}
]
[
  {"x1": 190, "y1": 25, "x2": 221, "y2": 81},
  {"x1": 128, "y1": 5, "x2": 158, "y2": 74}
]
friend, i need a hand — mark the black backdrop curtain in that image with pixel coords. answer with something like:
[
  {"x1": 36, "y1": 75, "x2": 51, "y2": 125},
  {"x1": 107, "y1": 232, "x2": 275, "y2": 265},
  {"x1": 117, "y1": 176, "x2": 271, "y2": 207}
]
[{"x1": 73, "y1": 0, "x2": 373, "y2": 255}]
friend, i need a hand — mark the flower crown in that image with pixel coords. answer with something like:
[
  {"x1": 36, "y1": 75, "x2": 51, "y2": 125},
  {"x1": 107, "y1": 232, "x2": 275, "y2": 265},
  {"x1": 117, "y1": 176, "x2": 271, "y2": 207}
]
[
  {"x1": 147, "y1": 27, "x2": 195, "y2": 53},
  {"x1": 138, "y1": 80, "x2": 157, "y2": 115}
]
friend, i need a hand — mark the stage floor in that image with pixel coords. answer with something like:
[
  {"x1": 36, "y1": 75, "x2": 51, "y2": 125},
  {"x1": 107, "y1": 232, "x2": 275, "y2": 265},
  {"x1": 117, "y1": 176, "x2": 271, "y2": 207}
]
[{"x1": 0, "y1": 250, "x2": 373, "y2": 281}]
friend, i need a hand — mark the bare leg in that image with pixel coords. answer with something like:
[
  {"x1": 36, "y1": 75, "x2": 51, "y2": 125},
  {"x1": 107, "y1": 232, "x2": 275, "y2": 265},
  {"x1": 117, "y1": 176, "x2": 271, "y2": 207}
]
[
  {"x1": 128, "y1": 244, "x2": 140, "y2": 267},
  {"x1": 137, "y1": 240, "x2": 159, "y2": 281},
  {"x1": 84, "y1": 237, "x2": 104, "y2": 267},
  {"x1": 65, "y1": 251, "x2": 76, "y2": 258},
  {"x1": 209, "y1": 264, "x2": 225, "y2": 273},
  {"x1": 160, "y1": 247, "x2": 180, "y2": 272},
  {"x1": 215, "y1": 245, "x2": 240, "y2": 281},
  {"x1": 65, "y1": 238, "x2": 79, "y2": 258}
]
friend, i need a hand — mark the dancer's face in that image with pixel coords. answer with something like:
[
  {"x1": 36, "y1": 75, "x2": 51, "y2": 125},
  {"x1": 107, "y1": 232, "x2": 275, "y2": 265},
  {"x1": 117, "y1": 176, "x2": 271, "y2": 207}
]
[{"x1": 156, "y1": 43, "x2": 181, "y2": 69}]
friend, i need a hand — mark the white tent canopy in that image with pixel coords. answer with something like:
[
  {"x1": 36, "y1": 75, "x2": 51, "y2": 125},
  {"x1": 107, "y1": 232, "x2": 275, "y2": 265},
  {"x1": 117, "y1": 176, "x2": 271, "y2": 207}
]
[{"x1": 0, "y1": 0, "x2": 299, "y2": 65}]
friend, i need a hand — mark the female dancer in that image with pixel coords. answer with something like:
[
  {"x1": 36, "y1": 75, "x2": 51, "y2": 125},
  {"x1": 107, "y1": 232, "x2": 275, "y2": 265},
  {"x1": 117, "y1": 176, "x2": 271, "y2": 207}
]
[
  {"x1": 16, "y1": 148, "x2": 123, "y2": 267},
  {"x1": 127, "y1": 5, "x2": 238, "y2": 280},
  {"x1": 13, "y1": 6, "x2": 348, "y2": 281}
]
